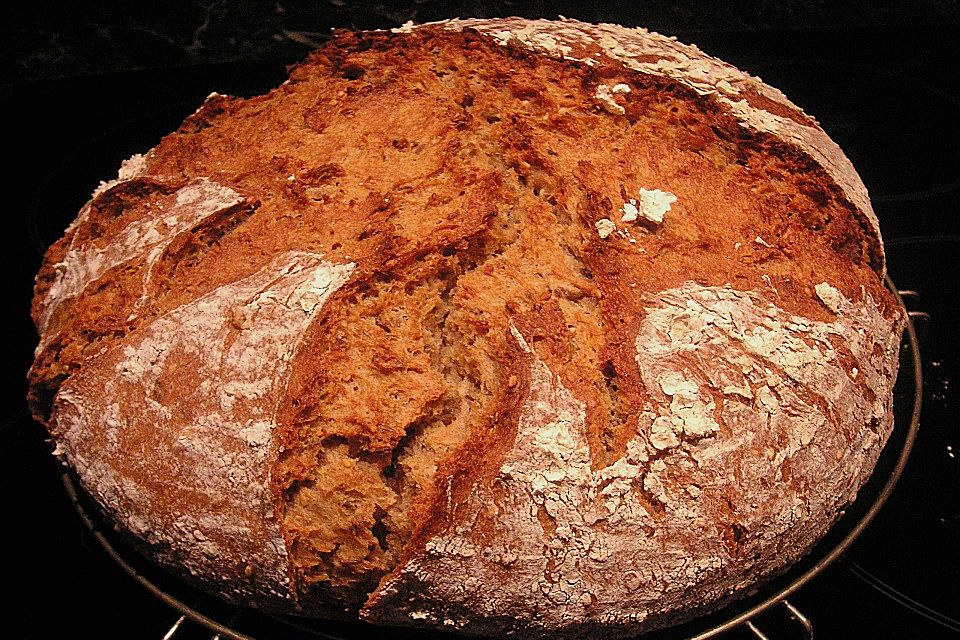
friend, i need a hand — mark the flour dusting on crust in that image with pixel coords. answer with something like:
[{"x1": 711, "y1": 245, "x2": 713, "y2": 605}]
[
  {"x1": 365, "y1": 282, "x2": 901, "y2": 637},
  {"x1": 50, "y1": 252, "x2": 354, "y2": 604},
  {"x1": 93, "y1": 152, "x2": 148, "y2": 197},
  {"x1": 38, "y1": 178, "x2": 246, "y2": 333}
]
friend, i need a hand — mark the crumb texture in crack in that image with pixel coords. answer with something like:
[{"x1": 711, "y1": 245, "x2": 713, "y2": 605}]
[{"x1": 363, "y1": 282, "x2": 902, "y2": 637}]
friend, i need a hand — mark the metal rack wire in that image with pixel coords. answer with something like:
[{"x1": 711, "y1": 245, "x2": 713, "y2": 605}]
[{"x1": 62, "y1": 278, "x2": 923, "y2": 640}]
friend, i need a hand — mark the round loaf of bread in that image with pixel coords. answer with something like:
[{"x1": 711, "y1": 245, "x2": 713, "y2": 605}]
[{"x1": 29, "y1": 17, "x2": 904, "y2": 639}]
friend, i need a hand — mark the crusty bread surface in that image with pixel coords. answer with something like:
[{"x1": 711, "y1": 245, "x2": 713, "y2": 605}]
[{"x1": 29, "y1": 17, "x2": 903, "y2": 638}]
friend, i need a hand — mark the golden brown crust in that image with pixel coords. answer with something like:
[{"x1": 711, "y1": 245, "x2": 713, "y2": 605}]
[
  {"x1": 417, "y1": 17, "x2": 884, "y2": 273},
  {"x1": 29, "y1": 18, "x2": 902, "y2": 636}
]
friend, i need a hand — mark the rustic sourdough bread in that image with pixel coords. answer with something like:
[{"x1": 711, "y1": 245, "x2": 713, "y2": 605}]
[{"x1": 29, "y1": 17, "x2": 904, "y2": 638}]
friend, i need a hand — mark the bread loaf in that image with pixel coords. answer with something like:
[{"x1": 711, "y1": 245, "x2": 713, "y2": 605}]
[{"x1": 29, "y1": 17, "x2": 904, "y2": 638}]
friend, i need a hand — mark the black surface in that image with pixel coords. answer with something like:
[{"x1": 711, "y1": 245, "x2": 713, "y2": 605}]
[
  {"x1": 3, "y1": 3, "x2": 958, "y2": 639},
  {"x1": 6, "y1": 0, "x2": 959, "y2": 84}
]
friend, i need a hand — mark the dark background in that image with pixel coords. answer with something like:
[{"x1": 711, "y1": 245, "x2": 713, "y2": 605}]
[
  {"x1": 4, "y1": 1, "x2": 960, "y2": 84},
  {"x1": 2, "y1": 2, "x2": 958, "y2": 639}
]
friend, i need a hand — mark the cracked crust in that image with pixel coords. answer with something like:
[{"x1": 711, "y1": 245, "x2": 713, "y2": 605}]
[
  {"x1": 30, "y1": 17, "x2": 902, "y2": 637},
  {"x1": 364, "y1": 284, "x2": 902, "y2": 637}
]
